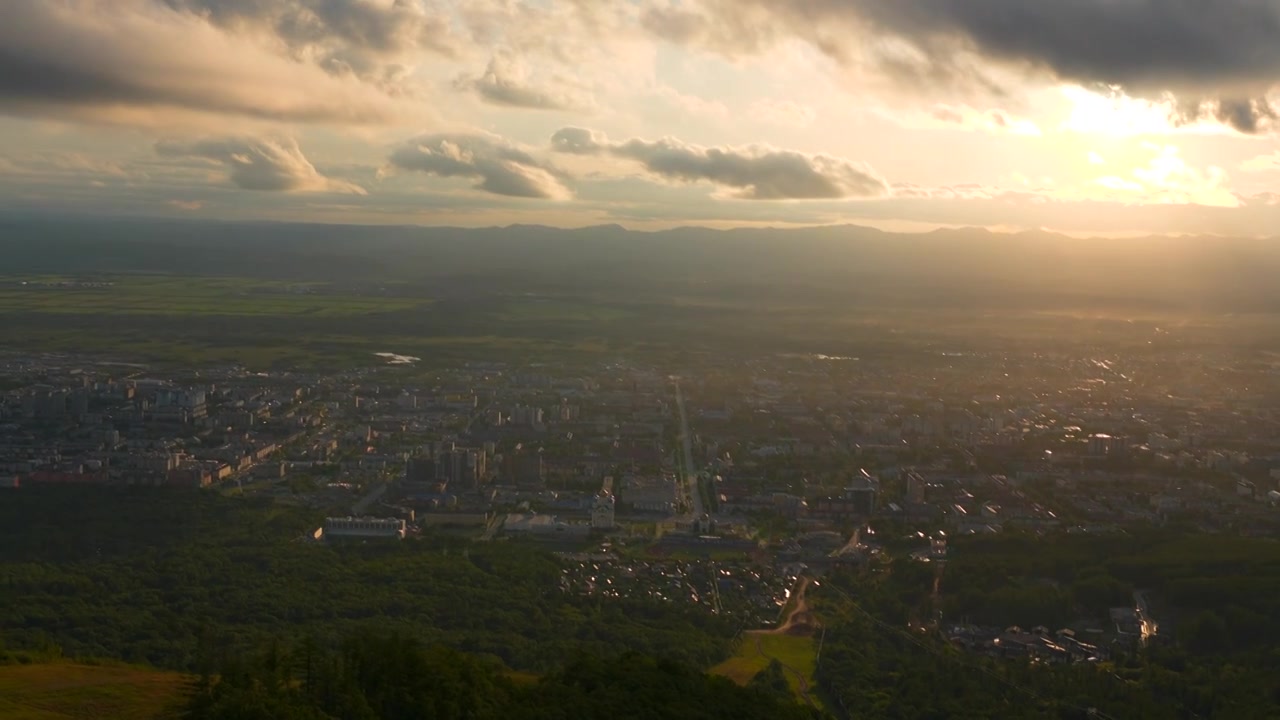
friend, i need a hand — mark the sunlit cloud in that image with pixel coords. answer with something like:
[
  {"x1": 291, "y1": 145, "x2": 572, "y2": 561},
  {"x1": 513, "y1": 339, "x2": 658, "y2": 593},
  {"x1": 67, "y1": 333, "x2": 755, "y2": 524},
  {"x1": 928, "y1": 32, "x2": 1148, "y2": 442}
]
[
  {"x1": 551, "y1": 127, "x2": 889, "y2": 200},
  {"x1": 1059, "y1": 86, "x2": 1279, "y2": 137},
  {"x1": 454, "y1": 52, "x2": 594, "y2": 111},
  {"x1": 1088, "y1": 144, "x2": 1238, "y2": 207},
  {"x1": 385, "y1": 132, "x2": 571, "y2": 200},
  {"x1": 1240, "y1": 152, "x2": 1280, "y2": 173},
  {"x1": 156, "y1": 136, "x2": 366, "y2": 194},
  {"x1": 926, "y1": 104, "x2": 1041, "y2": 136}
]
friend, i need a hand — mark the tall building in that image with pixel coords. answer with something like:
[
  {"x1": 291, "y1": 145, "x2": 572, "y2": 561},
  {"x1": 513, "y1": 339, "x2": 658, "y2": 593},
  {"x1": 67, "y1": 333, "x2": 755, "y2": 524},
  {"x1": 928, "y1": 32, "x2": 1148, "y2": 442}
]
[
  {"x1": 592, "y1": 490, "x2": 615, "y2": 530},
  {"x1": 905, "y1": 471, "x2": 926, "y2": 504},
  {"x1": 1087, "y1": 433, "x2": 1127, "y2": 457},
  {"x1": 503, "y1": 448, "x2": 545, "y2": 489},
  {"x1": 69, "y1": 389, "x2": 90, "y2": 417},
  {"x1": 844, "y1": 472, "x2": 879, "y2": 515},
  {"x1": 406, "y1": 457, "x2": 437, "y2": 484},
  {"x1": 558, "y1": 402, "x2": 580, "y2": 422},
  {"x1": 151, "y1": 389, "x2": 208, "y2": 423},
  {"x1": 406, "y1": 446, "x2": 487, "y2": 489},
  {"x1": 512, "y1": 405, "x2": 544, "y2": 426}
]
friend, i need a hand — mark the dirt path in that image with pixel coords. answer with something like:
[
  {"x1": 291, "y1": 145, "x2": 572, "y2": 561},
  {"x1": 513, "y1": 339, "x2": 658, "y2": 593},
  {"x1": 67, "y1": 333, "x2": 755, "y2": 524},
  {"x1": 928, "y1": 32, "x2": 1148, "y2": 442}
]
[
  {"x1": 764, "y1": 576, "x2": 814, "y2": 636},
  {"x1": 745, "y1": 576, "x2": 820, "y2": 709}
]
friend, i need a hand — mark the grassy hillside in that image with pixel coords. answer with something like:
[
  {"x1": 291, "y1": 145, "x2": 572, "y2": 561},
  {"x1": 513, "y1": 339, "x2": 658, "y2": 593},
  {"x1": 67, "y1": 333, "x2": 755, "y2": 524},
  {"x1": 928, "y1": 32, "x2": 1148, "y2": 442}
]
[
  {"x1": 712, "y1": 633, "x2": 820, "y2": 708},
  {"x1": 0, "y1": 662, "x2": 190, "y2": 720}
]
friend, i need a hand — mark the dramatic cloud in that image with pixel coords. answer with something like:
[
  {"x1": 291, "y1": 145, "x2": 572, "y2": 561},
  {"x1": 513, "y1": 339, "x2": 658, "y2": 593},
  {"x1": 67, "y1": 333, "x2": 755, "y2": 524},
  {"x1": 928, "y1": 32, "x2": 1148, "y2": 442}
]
[
  {"x1": 550, "y1": 127, "x2": 888, "y2": 200},
  {"x1": 640, "y1": 2, "x2": 780, "y2": 60},
  {"x1": 163, "y1": 0, "x2": 456, "y2": 53},
  {"x1": 455, "y1": 53, "x2": 589, "y2": 110},
  {"x1": 161, "y1": 0, "x2": 458, "y2": 85},
  {"x1": 657, "y1": 0, "x2": 1280, "y2": 133},
  {"x1": 386, "y1": 134, "x2": 571, "y2": 199},
  {"x1": 0, "y1": 1, "x2": 407, "y2": 125},
  {"x1": 156, "y1": 136, "x2": 365, "y2": 194},
  {"x1": 1202, "y1": 98, "x2": 1278, "y2": 135}
]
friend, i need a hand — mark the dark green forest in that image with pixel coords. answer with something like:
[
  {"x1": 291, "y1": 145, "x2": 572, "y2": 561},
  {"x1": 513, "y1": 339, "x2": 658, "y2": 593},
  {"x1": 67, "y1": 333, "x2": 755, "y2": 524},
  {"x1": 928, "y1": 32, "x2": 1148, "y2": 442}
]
[
  {"x1": 940, "y1": 531, "x2": 1280, "y2": 656},
  {"x1": 0, "y1": 488, "x2": 733, "y2": 672},
  {"x1": 808, "y1": 535, "x2": 1280, "y2": 719},
  {"x1": 185, "y1": 635, "x2": 818, "y2": 720},
  {"x1": 6, "y1": 488, "x2": 1280, "y2": 718}
]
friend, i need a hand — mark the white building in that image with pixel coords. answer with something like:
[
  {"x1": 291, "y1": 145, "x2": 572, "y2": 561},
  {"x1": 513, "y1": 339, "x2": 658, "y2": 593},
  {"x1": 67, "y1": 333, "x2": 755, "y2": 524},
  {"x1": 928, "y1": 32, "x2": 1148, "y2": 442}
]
[
  {"x1": 592, "y1": 491, "x2": 616, "y2": 530},
  {"x1": 322, "y1": 516, "x2": 406, "y2": 540},
  {"x1": 504, "y1": 513, "x2": 590, "y2": 538}
]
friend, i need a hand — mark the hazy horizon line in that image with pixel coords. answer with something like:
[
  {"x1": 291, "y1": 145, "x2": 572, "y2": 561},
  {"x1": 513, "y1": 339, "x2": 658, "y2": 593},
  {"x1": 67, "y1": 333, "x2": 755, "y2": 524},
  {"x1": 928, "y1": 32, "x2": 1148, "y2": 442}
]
[{"x1": 3, "y1": 208, "x2": 1274, "y2": 243}]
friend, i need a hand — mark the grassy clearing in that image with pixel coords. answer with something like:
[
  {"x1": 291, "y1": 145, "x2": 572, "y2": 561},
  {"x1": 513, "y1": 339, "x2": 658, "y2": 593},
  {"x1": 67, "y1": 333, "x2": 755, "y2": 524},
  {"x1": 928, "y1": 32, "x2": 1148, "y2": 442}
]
[
  {"x1": 0, "y1": 662, "x2": 190, "y2": 720},
  {"x1": 710, "y1": 640, "x2": 772, "y2": 686},
  {"x1": 711, "y1": 633, "x2": 818, "y2": 703},
  {"x1": 757, "y1": 634, "x2": 818, "y2": 690}
]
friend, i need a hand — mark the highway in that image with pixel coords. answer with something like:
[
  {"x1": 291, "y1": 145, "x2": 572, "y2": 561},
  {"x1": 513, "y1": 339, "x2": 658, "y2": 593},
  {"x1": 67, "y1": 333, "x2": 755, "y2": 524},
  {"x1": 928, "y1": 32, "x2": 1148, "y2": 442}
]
[{"x1": 673, "y1": 380, "x2": 704, "y2": 521}]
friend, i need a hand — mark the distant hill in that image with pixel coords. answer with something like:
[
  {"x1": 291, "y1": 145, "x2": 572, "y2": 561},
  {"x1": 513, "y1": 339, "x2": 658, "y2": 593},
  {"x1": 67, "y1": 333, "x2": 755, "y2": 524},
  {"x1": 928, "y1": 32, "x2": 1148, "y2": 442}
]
[{"x1": 2, "y1": 214, "x2": 1279, "y2": 312}]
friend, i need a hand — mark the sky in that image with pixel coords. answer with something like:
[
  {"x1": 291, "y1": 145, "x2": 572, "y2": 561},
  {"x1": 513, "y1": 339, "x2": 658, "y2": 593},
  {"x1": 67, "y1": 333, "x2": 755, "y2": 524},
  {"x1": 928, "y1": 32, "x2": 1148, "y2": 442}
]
[{"x1": 3, "y1": 0, "x2": 1280, "y2": 236}]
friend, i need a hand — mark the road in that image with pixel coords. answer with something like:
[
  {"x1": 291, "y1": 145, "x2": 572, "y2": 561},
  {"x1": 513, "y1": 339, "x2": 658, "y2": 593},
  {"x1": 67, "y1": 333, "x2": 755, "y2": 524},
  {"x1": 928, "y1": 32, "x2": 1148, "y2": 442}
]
[
  {"x1": 673, "y1": 380, "x2": 703, "y2": 521},
  {"x1": 767, "y1": 577, "x2": 813, "y2": 634}
]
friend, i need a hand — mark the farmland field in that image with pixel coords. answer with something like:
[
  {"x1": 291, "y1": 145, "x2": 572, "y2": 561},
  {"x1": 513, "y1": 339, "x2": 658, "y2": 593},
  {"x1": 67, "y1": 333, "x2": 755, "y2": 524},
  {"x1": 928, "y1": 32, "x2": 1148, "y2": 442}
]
[
  {"x1": 0, "y1": 662, "x2": 190, "y2": 720},
  {"x1": 4, "y1": 268, "x2": 1276, "y2": 372}
]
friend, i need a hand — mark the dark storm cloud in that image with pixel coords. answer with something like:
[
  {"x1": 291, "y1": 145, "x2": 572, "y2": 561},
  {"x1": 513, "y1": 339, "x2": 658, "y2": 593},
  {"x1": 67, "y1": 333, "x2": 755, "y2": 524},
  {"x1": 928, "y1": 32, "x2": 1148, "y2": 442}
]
[
  {"x1": 387, "y1": 134, "x2": 571, "y2": 199},
  {"x1": 0, "y1": 48, "x2": 153, "y2": 105},
  {"x1": 836, "y1": 0, "x2": 1280, "y2": 90},
  {"x1": 1212, "y1": 98, "x2": 1279, "y2": 134},
  {"x1": 550, "y1": 127, "x2": 889, "y2": 200},
  {"x1": 666, "y1": 0, "x2": 1280, "y2": 132}
]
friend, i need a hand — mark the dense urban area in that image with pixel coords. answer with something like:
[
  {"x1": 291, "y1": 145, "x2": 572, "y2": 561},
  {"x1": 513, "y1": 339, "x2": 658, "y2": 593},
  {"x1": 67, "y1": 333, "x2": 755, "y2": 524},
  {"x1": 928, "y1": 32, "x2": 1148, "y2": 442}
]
[{"x1": 5, "y1": 328, "x2": 1280, "y2": 717}]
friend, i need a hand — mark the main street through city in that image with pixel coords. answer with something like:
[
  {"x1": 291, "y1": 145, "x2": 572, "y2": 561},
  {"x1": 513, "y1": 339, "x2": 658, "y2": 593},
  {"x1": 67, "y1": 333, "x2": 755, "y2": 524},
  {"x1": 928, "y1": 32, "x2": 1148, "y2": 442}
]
[{"x1": 673, "y1": 379, "x2": 704, "y2": 522}]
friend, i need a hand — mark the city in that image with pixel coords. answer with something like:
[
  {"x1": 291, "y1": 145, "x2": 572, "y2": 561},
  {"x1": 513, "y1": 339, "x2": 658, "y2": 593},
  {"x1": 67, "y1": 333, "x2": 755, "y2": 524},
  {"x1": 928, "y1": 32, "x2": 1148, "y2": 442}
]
[{"x1": 6, "y1": 337, "x2": 1279, "y2": 673}]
